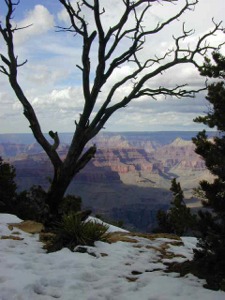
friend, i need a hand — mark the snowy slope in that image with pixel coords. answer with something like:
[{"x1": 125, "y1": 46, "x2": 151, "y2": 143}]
[{"x1": 0, "y1": 214, "x2": 224, "y2": 300}]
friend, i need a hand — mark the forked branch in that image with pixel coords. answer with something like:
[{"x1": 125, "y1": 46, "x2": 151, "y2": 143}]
[{"x1": 0, "y1": 0, "x2": 62, "y2": 169}]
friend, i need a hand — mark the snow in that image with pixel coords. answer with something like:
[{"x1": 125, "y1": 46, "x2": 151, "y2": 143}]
[
  {"x1": 87, "y1": 216, "x2": 128, "y2": 233},
  {"x1": 0, "y1": 214, "x2": 224, "y2": 300}
]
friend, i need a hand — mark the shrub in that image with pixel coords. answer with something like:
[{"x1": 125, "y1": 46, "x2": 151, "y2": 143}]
[
  {"x1": 58, "y1": 194, "x2": 82, "y2": 216},
  {"x1": 192, "y1": 51, "x2": 225, "y2": 290},
  {"x1": 0, "y1": 157, "x2": 49, "y2": 221},
  {"x1": 47, "y1": 213, "x2": 109, "y2": 252},
  {"x1": 15, "y1": 185, "x2": 48, "y2": 222},
  {"x1": 155, "y1": 178, "x2": 196, "y2": 236},
  {"x1": 0, "y1": 157, "x2": 17, "y2": 213},
  {"x1": 155, "y1": 209, "x2": 173, "y2": 234}
]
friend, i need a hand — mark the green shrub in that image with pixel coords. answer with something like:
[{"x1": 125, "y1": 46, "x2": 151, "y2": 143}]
[
  {"x1": 155, "y1": 209, "x2": 173, "y2": 234},
  {"x1": 58, "y1": 194, "x2": 82, "y2": 216},
  {"x1": 192, "y1": 51, "x2": 225, "y2": 290},
  {"x1": 15, "y1": 185, "x2": 48, "y2": 222},
  {"x1": 14, "y1": 188, "x2": 82, "y2": 224},
  {"x1": 48, "y1": 213, "x2": 109, "y2": 252},
  {"x1": 0, "y1": 157, "x2": 48, "y2": 222},
  {"x1": 155, "y1": 178, "x2": 196, "y2": 236},
  {"x1": 0, "y1": 157, "x2": 17, "y2": 213}
]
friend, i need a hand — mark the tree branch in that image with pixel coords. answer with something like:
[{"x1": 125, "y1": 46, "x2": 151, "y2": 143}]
[{"x1": 0, "y1": 0, "x2": 62, "y2": 169}]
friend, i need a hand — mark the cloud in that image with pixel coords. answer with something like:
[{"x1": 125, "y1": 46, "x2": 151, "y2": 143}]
[
  {"x1": 13, "y1": 5, "x2": 55, "y2": 45},
  {"x1": 0, "y1": 0, "x2": 225, "y2": 133},
  {"x1": 53, "y1": 0, "x2": 223, "y2": 105},
  {"x1": 24, "y1": 64, "x2": 69, "y2": 86},
  {"x1": 105, "y1": 107, "x2": 207, "y2": 132},
  {"x1": 30, "y1": 86, "x2": 84, "y2": 116}
]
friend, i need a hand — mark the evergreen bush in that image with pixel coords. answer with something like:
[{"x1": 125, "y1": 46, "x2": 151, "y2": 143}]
[
  {"x1": 58, "y1": 194, "x2": 82, "y2": 216},
  {"x1": 192, "y1": 51, "x2": 225, "y2": 290},
  {"x1": 16, "y1": 185, "x2": 48, "y2": 222},
  {"x1": 156, "y1": 178, "x2": 196, "y2": 236},
  {"x1": 0, "y1": 156, "x2": 17, "y2": 213}
]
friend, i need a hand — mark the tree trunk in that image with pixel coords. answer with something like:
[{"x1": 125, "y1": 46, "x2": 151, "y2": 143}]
[
  {"x1": 45, "y1": 168, "x2": 73, "y2": 222},
  {"x1": 45, "y1": 143, "x2": 96, "y2": 223}
]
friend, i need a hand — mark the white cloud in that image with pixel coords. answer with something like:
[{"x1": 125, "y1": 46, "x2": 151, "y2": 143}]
[
  {"x1": 31, "y1": 86, "x2": 84, "y2": 113},
  {"x1": 13, "y1": 5, "x2": 55, "y2": 45},
  {"x1": 0, "y1": 0, "x2": 225, "y2": 133},
  {"x1": 24, "y1": 64, "x2": 68, "y2": 86}
]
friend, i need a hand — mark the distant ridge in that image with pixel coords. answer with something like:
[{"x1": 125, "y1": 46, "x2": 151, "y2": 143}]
[
  {"x1": 170, "y1": 137, "x2": 193, "y2": 147},
  {"x1": 0, "y1": 131, "x2": 217, "y2": 145}
]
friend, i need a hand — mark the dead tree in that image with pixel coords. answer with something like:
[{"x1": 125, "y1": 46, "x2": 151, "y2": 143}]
[{"x1": 0, "y1": 0, "x2": 223, "y2": 220}]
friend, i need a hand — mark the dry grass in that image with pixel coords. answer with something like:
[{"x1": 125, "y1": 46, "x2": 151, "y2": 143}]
[
  {"x1": 105, "y1": 232, "x2": 181, "y2": 244},
  {"x1": 8, "y1": 220, "x2": 44, "y2": 234},
  {"x1": 106, "y1": 232, "x2": 139, "y2": 243},
  {"x1": 1, "y1": 235, "x2": 24, "y2": 241}
]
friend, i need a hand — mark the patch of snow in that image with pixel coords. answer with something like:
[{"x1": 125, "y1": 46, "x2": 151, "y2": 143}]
[
  {"x1": 0, "y1": 213, "x2": 22, "y2": 224},
  {"x1": 0, "y1": 214, "x2": 224, "y2": 300},
  {"x1": 87, "y1": 216, "x2": 128, "y2": 233}
]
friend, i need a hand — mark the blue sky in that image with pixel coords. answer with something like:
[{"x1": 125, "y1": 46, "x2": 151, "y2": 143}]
[{"x1": 0, "y1": 0, "x2": 225, "y2": 133}]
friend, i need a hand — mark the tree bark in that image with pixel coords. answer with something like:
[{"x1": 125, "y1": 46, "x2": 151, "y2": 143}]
[
  {"x1": 46, "y1": 169, "x2": 72, "y2": 218},
  {"x1": 46, "y1": 142, "x2": 96, "y2": 220}
]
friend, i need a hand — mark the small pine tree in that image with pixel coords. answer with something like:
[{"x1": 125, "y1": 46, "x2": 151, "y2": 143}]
[
  {"x1": 16, "y1": 185, "x2": 48, "y2": 222},
  {"x1": 169, "y1": 178, "x2": 194, "y2": 236},
  {"x1": 156, "y1": 209, "x2": 173, "y2": 234},
  {"x1": 156, "y1": 178, "x2": 195, "y2": 236},
  {"x1": 0, "y1": 156, "x2": 17, "y2": 213},
  {"x1": 192, "y1": 51, "x2": 225, "y2": 290}
]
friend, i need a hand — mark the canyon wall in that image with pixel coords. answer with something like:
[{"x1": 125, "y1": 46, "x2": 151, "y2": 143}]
[{"x1": 0, "y1": 132, "x2": 215, "y2": 231}]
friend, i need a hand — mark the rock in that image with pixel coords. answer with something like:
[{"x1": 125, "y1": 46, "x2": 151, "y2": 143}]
[
  {"x1": 131, "y1": 270, "x2": 143, "y2": 275},
  {"x1": 126, "y1": 277, "x2": 138, "y2": 282}
]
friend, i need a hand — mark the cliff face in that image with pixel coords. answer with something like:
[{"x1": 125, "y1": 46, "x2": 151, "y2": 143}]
[
  {"x1": 0, "y1": 143, "x2": 29, "y2": 157},
  {"x1": 0, "y1": 142, "x2": 68, "y2": 158},
  {"x1": 152, "y1": 137, "x2": 206, "y2": 171},
  {"x1": 0, "y1": 133, "x2": 213, "y2": 232},
  {"x1": 92, "y1": 137, "x2": 205, "y2": 174},
  {"x1": 93, "y1": 148, "x2": 155, "y2": 173},
  {"x1": 0, "y1": 136, "x2": 207, "y2": 181}
]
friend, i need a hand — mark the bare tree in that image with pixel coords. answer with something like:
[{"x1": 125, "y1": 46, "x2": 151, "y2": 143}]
[{"x1": 0, "y1": 0, "x2": 223, "y2": 220}]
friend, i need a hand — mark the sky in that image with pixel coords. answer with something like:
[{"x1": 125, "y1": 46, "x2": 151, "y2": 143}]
[{"x1": 0, "y1": 0, "x2": 225, "y2": 134}]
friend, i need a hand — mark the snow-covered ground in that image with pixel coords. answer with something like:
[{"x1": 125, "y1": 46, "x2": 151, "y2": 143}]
[{"x1": 0, "y1": 214, "x2": 224, "y2": 300}]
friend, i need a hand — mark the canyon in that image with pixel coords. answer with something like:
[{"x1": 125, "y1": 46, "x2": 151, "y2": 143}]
[{"x1": 0, "y1": 132, "x2": 215, "y2": 231}]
